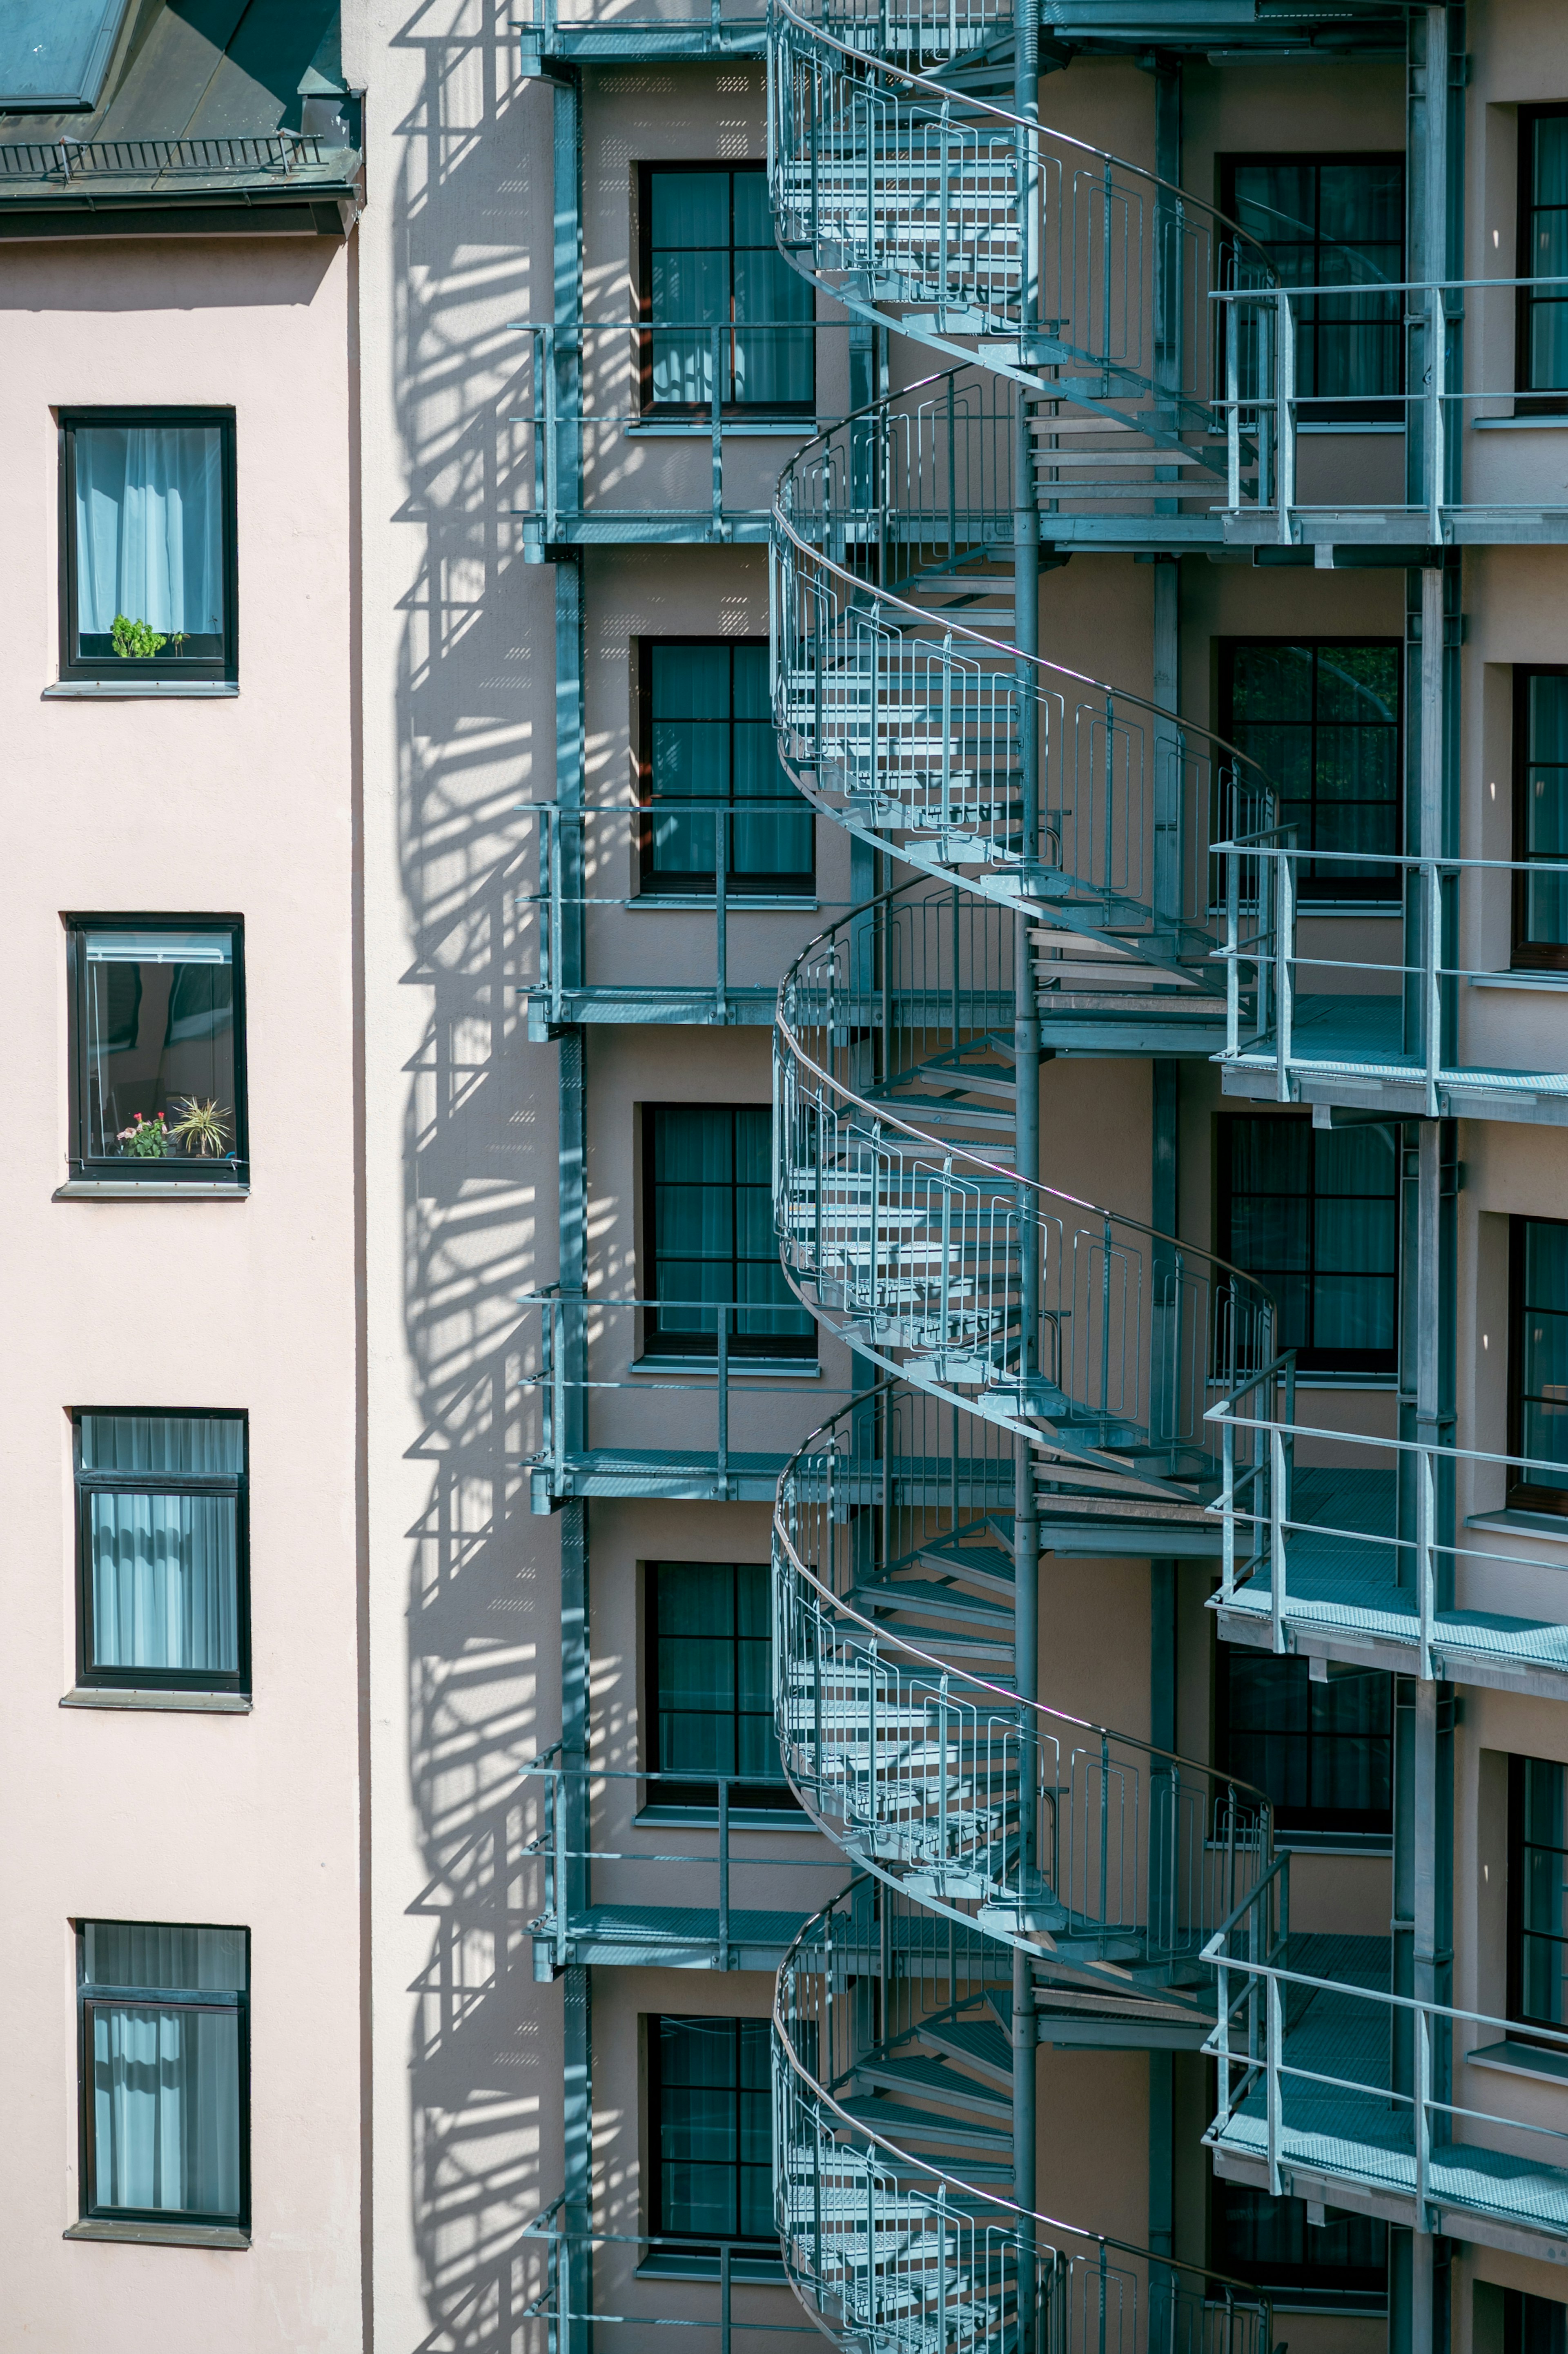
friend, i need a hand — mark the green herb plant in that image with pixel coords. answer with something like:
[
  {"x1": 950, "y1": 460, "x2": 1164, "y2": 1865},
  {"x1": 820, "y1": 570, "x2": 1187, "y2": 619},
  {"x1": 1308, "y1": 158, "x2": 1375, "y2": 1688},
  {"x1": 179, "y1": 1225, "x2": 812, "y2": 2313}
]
[
  {"x1": 111, "y1": 614, "x2": 189, "y2": 660},
  {"x1": 168, "y1": 1097, "x2": 233, "y2": 1157}
]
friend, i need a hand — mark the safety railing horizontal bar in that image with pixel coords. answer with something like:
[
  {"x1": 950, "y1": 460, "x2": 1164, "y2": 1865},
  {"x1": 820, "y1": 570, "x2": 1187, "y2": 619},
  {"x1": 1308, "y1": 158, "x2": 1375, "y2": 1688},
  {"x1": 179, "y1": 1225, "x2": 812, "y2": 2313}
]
[
  {"x1": 519, "y1": 799, "x2": 842, "y2": 1023},
  {"x1": 523, "y1": 1762, "x2": 847, "y2": 1971},
  {"x1": 520, "y1": 2217, "x2": 817, "y2": 2342},
  {"x1": 775, "y1": 1881, "x2": 1275, "y2": 2354}
]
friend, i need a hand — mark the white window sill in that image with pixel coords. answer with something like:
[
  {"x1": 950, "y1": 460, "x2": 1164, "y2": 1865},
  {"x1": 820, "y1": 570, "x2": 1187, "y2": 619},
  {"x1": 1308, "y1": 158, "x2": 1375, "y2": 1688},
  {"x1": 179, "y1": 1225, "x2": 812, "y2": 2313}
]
[
  {"x1": 65, "y1": 2219, "x2": 250, "y2": 2249},
  {"x1": 624, "y1": 422, "x2": 815, "y2": 439},
  {"x1": 1466, "y1": 2038, "x2": 1568, "y2": 2085},
  {"x1": 1464, "y1": 1509, "x2": 1568, "y2": 1540},
  {"x1": 628, "y1": 1356, "x2": 820, "y2": 1377},
  {"x1": 1469, "y1": 970, "x2": 1568, "y2": 992},
  {"x1": 54, "y1": 1181, "x2": 249, "y2": 1200},
  {"x1": 44, "y1": 681, "x2": 239, "y2": 699},
  {"x1": 629, "y1": 895, "x2": 819, "y2": 912},
  {"x1": 61, "y1": 1687, "x2": 251, "y2": 1714}
]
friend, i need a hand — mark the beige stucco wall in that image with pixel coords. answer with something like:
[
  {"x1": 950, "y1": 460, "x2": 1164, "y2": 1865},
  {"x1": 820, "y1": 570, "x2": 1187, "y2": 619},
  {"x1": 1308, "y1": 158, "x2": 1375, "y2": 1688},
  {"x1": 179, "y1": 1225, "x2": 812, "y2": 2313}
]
[{"x1": 0, "y1": 235, "x2": 363, "y2": 2344}]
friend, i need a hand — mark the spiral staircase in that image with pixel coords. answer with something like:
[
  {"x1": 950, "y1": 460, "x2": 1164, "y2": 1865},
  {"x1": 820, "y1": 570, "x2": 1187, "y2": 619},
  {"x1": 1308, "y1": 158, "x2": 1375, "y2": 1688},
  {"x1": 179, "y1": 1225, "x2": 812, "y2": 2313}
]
[{"x1": 759, "y1": 8, "x2": 1294, "y2": 2349}]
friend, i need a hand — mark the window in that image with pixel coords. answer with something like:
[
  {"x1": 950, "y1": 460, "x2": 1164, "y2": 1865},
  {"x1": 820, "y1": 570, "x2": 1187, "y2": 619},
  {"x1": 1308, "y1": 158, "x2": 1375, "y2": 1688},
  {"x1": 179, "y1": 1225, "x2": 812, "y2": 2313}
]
[
  {"x1": 647, "y1": 1562, "x2": 795, "y2": 1812},
  {"x1": 1504, "y1": 2289, "x2": 1568, "y2": 2354},
  {"x1": 643, "y1": 1104, "x2": 815, "y2": 1361},
  {"x1": 648, "y1": 2014, "x2": 772, "y2": 2248},
  {"x1": 1513, "y1": 671, "x2": 1568, "y2": 970},
  {"x1": 1217, "y1": 1116, "x2": 1399, "y2": 1377},
  {"x1": 640, "y1": 165, "x2": 813, "y2": 417},
  {"x1": 75, "y1": 1412, "x2": 247, "y2": 1694},
  {"x1": 1222, "y1": 156, "x2": 1403, "y2": 422},
  {"x1": 78, "y1": 1920, "x2": 248, "y2": 2231},
  {"x1": 1220, "y1": 640, "x2": 1401, "y2": 898},
  {"x1": 639, "y1": 640, "x2": 813, "y2": 898},
  {"x1": 1518, "y1": 109, "x2": 1568, "y2": 414},
  {"x1": 60, "y1": 410, "x2": 237, "y2": 683},
  {"x1": 67, "y1": 919, "x2": 245, "y2": 1185},
  {"x1": 1215, "y1": 1650, "x2": 1392, "y2": 1840},
  {"x1": 1211, "y1": 2181, "x2": 1385, "y2": 2305},
  {"x1": 1509, "y1": 1218, "x2": 1568, "y2": 1511},
  {"x1": 1509, "y1": 1754, "x2": 1568, "y2": 2040}
]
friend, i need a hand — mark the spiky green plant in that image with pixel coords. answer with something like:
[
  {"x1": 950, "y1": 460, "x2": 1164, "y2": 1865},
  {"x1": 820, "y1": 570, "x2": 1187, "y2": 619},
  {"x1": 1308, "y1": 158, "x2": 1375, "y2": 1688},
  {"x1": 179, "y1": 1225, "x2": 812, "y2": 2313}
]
[{"x1": 168, "y1": 1097, "x2": 233, "y2": 1158}]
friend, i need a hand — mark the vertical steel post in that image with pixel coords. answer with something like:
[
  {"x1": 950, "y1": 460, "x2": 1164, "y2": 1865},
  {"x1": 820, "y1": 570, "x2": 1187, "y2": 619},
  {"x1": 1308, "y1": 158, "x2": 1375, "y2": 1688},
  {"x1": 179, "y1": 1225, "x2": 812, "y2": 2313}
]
[{"x1": 1012, "y1": 0, "x2": 1041, "y2": 2306}]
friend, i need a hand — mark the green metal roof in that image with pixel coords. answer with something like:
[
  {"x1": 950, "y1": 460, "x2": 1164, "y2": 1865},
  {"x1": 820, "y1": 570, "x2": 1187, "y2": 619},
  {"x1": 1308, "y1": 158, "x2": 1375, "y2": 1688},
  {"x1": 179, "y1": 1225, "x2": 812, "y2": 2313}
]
[{"x1": 0, "y1": 0, "x2": 361, "y2": 234}]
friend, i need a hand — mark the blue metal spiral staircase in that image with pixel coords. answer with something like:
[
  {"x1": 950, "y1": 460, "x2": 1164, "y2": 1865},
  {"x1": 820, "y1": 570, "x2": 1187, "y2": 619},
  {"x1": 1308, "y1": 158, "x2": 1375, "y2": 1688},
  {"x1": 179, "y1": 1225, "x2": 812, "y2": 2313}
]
[{"x1": 757, "y1": 7, "x2": 1298, "y2": 2345}]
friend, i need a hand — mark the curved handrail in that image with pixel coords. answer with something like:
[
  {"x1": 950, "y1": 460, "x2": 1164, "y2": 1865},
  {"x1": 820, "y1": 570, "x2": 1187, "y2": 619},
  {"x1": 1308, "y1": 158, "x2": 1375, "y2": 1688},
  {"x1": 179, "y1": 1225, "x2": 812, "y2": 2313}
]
[{"x1": 774, "y1": 1879, "x2": 1276, "y2": 2354}]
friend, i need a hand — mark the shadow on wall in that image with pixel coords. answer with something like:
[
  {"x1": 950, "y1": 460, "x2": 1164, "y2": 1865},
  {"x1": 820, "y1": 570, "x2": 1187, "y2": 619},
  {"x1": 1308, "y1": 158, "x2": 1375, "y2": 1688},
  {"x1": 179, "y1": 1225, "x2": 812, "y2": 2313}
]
[{"x1": 391, "y1": 2, "x2": 558, "y2": 2346}]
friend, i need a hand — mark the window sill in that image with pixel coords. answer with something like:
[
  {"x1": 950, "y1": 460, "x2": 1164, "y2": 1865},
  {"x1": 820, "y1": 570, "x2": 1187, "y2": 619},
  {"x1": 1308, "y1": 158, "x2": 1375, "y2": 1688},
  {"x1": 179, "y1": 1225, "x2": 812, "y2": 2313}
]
[
  {"x1": 1472, "y1": 413, "x2": 1568, "y2": 430},
  {"x1": 636, "y1": 1805, "x2": 809, "y2": 1830},
  {"x1": 65, "y1": 2219, "x2": 250, "y2": 2249},
  {"x1": 1466, "y1": 2037, "x2": 1568, "y2": 2084},
  {"x1": 629, "y1": 1356, "x2": 820, "y2": 1377},
  {"x1": 1464, "y1": 1509, "x2": 1568, "y2": 1540},
  {"x1": 1296, "y1": 422, "x2": 1404, "y2": 436},
  {"x1": 61, "y1": 1687, "x2": 251, "y2": 1714},
  {"x1": 1291, "y1": 1375, "x2": 1398, "y2": 1391},
  {"x1": 629, "y1": 895, "x2": 819, "y2": 912},
  {"x1": 54, "y1": 1180, "x2": 249, "y2": 1200},
  {"x1": 624, "y1": 422, "x2": 816, "y2": 439},
  {"x1": 635, "y1": 2252, "x2": 786, "y2": 2283},
  {"x1": 1276, "y1": 1831, "x2": 1393, "y2": 1856},
  {"x1": 1470, "y1": 970, "x2": 1568, "y2": 992},
  {"x1": 44, "y1": 680, "x2": 239, "y2": 699}
]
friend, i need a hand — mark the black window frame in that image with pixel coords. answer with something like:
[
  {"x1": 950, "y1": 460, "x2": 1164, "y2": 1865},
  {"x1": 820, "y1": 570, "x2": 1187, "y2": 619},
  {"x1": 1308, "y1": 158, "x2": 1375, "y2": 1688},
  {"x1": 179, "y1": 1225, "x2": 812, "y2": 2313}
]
[
  {"x1": 1218, "y1": 637, "x2": 1404, "y2": 905},
  {"x1": 644, "y1": 1560, "x2": 799, "y2": 1815},
  {"x1": 1503, "y1": 2286, "x2": 1568, "y2": 2353},
  {"x1": 58, "y1": 407, "x2": 238, "y2": 685},
  {"x1": 1210, "y1": 2178, "x2": 1387, "y2": 2308},
  {"x1": 1509, "y1": 1215, "x2": 1568, "y2": 1513},
  {"x1": 1216, "y1": 1112, "x2": 1400, "y2": 1378},
  {"x1": 1508, "y1": 1752, "x2": 1568, "y2": 2044},
  {"x1": 73, "y1": 1407, "x2": 250, "y2": 1697},
  {"x1": 1218, "y1": 152, "x2": 1405, "y2": 426},
  {"x1": 1214, "y1": 1645, "x2": 1393, "y2": 1843},
  {"x1": 637, "y1": 162, "x2": 815, "y2": 421},
  {"x1": 641, "y1": 1101, "x2": 816, "y2": 1364},
  {"x1": 646, "y1": 2012, "x2": 774, "y2": 2252},
  {"x1": 1517, "y1": 106, "x2": 1568, "y2": 417},
  {"x1": 66, "y1": 914, "x2": 248, "y2": 1188},
  {"x1": 1512, "y1": 667, "x2": 1568, "y2": 972},
  {"x1": 76, "y1": 1917, "x2": 250, "y2": 2234},
  {"x1": 637, "y1": 637, "x2": 814, "y2": 900}
]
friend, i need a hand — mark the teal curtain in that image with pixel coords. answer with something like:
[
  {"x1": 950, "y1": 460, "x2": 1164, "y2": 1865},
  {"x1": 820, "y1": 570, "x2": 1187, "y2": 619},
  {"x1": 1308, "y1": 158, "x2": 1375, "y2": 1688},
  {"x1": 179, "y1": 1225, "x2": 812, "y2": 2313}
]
[
  {"x1": 82, "y1": 1414, "x2": 243, "y2": 1676},
  {"x1": 84, "y1": 1923, "x2": 245, "y2": 2221}
]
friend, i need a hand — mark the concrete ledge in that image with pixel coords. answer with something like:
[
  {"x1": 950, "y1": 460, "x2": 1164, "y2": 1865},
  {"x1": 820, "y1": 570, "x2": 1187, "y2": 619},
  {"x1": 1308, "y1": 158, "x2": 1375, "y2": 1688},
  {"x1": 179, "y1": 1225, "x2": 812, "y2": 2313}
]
[
  {"x1": 60, "y1": 1688, "x2": 251, "y2": 1714},
  {"x1": 64, "y1": 2220, "x2": 249, "y2": 2249},
  {"x1": 53, "y1": 1181, "x2": 249, "y2": 1200},
  {"x1": 1466, "y1": 2038, "x2": 1568, "y2": 2085},
  {"x1": 43, "y1": 682, "x2": 239, "y2": 698}
]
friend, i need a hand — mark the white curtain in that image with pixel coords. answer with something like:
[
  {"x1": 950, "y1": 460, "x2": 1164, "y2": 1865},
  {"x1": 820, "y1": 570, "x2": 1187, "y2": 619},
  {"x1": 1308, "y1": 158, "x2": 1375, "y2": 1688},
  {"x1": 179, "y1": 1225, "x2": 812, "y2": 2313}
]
[
  {"x1": 85, "y1": 1922, "x2": 245, "y2": 2220},
  {"x1": 83, "y1": 1415, "x2": 242, "y2": 1676},
  {"x1": 74, "y1": 425, "x2": 224, "y2": 639}
]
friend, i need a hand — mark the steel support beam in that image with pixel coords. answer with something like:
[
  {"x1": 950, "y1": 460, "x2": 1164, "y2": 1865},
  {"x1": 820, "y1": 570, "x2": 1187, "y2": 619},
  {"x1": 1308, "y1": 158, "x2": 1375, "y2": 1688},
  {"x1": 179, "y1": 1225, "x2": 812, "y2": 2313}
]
[
  {"x1": 1012, "y1": 0, "x2": 1040, "y2": 2314},
  {"x1": 553, "y1": 75, "x2": 583, "y2": 529},
  {"x1": 562, "y1": 1962, "x2": 593, "y2": 2354}
]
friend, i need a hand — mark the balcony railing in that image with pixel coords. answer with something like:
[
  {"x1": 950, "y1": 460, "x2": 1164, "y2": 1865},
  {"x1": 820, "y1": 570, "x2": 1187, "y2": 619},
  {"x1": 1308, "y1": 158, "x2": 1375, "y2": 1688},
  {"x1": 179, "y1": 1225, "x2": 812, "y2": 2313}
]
[{"x1": 1212, "y1": 830, "x2": 1568, "y2": 1121}]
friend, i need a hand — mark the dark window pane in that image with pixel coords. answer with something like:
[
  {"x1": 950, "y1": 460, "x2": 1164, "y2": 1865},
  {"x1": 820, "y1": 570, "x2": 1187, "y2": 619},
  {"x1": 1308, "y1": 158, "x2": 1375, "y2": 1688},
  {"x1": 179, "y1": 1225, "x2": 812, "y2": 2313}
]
[
  {"x1": 653, "y1": 2016, "x2": 774, "y2": 2245},
  {"x1": 1213, "y1": 2181, "x2": 1386, "y2": 2295},
  {"x1": 1226, "y1": 158, "x2": 1403, "y2": 413},
  {"x1": 1513, "y1": 1756, "x2": 1568, "y2": 2032},
  {"x1": 1218, "y1": 1651, "x2": 1391, "y2": 1836},
  {"x1": 1222, "y1": 641, "x2": 1401, "y2": 889},
  {"x1": 1525, "y1": 118, "x2": 1568, "y2": 397},
  {"x1": 645, "y1": 166, "x2": 813, "y2": 413},
  {"x1": 649, "y1": 1561, "x2": 792, "y2": 1809},
  {"x1": 646, "y1": 1106, "x2": 815, "y2": 1360},
  {"x1": 77, "y1": 927, "x2": 241, "y2": 1173},
  {"x1": 642, "y1": 640, "x2": 811, "y2": 895},
  {"x1": 1220, "y1": 1115, "x2": 1398, "y2": 1373}
]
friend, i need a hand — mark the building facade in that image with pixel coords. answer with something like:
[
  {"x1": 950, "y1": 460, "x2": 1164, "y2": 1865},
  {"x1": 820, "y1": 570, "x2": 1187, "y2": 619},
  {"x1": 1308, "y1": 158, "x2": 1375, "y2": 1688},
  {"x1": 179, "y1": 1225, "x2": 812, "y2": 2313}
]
[{"x1": 11, "y1": 1, "x2": 1568, "y2": 2350}]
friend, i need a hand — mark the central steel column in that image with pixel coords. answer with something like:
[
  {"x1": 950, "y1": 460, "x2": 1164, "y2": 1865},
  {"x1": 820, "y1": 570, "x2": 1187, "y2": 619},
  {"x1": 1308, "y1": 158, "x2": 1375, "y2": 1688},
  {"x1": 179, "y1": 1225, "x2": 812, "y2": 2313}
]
[{"x1": 1011, "y1": 0, "x2": 1041, "y2": 2322}]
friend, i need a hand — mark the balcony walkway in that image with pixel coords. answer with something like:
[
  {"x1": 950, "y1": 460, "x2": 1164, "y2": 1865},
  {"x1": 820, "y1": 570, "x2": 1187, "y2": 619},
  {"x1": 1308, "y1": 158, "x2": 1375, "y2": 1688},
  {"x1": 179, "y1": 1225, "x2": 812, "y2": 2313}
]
[
  {"x1": 1220, "y1": 997, "x2": 1568, "y2": 1125},
  {"x1": 1216, "y1": 1468, "x2": 1568, "y2": 1695}
]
